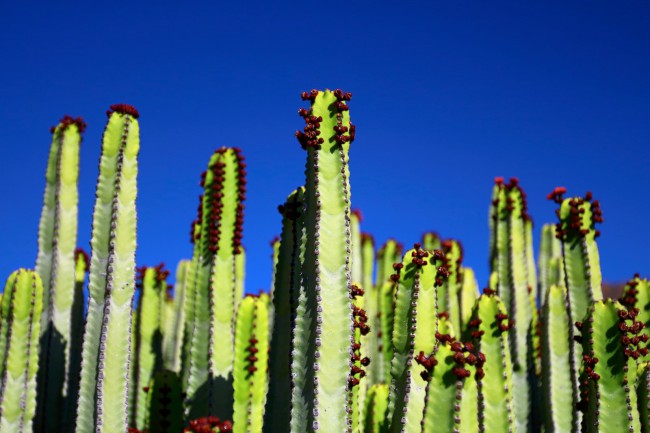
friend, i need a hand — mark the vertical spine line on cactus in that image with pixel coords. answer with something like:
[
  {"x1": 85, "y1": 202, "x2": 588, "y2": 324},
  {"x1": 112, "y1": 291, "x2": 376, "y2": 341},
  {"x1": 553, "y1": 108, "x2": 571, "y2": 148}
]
[{"x1": 95, "y1": 115, "x2": 132, "y2": 432}]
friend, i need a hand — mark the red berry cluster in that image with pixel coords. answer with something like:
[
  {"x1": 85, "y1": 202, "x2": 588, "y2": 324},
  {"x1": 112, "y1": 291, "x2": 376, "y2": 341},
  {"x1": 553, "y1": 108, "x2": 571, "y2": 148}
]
[
  {"x1": 450, "y1": 340, "x2": 486, "y2": 380},
  {"x1": 184, "y1": 416, "x2": 233, "y2": 432},
  {"x1": 549, "y1": 191, "x2": 603, "y2": 240},
  {"x1": 389, "y1": 262, "x2": 404, "y2": 282},
  {"x1": 619, "y1": 274, "x2": 642, "y2": 309},
  {"x1": 349, "y1": 284, "x2": 371, "y2": 387},
  {"x1": 51, "y1": 115, "x2": 87, "y2": 134},
  {"x1": 295, "y1": 91, "x2": 324, "y2": 149},
  {"x1": 467, "y1": 317, "x2": 485, "y2": 339},
  {"x1": 415, "y1": 351, "x2": 437, "y2": 381},
  {"x1": 246, "y1": 336, "x2": 259, "y2": 375},
  {"x1": 617, "y1": 308, "x2": 649, "y2": 360},
  {"x1": 106, "y1": 103, "x2": 140, "y2": 119},
  {"x1": 441, "y1": 239, "x2": 463, "y2": 285},
  {"x1": 411, "y1": 243, "x2": 429, "y2": 268},
  {"x1": 128, "y1": 428, "x2": 146, "y2": 433},
  {"x1": 333, "y1": 89, "x2": 353, "y2": 144},
  {"x1": 429, "y1": 249, "x2": 448, "y2": 287}
]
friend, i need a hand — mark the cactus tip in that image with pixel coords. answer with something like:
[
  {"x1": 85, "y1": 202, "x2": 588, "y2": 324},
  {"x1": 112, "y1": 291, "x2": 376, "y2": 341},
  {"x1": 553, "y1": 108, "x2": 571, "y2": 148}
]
[
  {"x1": 494, "y1": 176, "x2": 504, "y2": 185},
  {"x1": 107, "y1": 103, "x2": 140, "y2": 119}
]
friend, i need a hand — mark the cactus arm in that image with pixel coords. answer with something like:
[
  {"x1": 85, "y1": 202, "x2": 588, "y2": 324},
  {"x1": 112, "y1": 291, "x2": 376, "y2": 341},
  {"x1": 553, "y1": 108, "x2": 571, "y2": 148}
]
[
  {"x1": 185, "y1": 147, "x2": 246, "y2": 419},
  {"x1": 180, "y1": 257, "x2": 197, "y2": 391},
  {"x1": 376, "y1": 240, "x2": 401, "y2": 287},
  {"x1": 132, "y1": 266, "x2": 166, "y2": 429},
  {"x1": 34, "y1": 117, "x2": 84, "y2": 432},
  {"x1": 580, "y1": 300, "x2": 642, "y2": 433},
  {"x1": 388, "y1": 246, "x2": 443, "y2": 433},
  {"x1": 540, "y1": 285, "x2": 574, "y2": 433},
  {"x1": 265, "y1": 188, "x2": 304, "y2": 432},
  {"x1": 145, "y1": 370, "x2": 183, "y2": 433},
  {"x1": 363, "y1": 384, "x2": 389, "y2": 433},
  {"x1": 379, "y1": 281, "x2": 395, "y2": 385},
  {"x1": 441, "y1": 240, "x2": 463, "y2": 336},
  {"x1": 468, "y1": 293, "x2": 515, "y2": 433},
  {"x1": 297, "y1": 89, "x2": 354, "y2": 432},
  {"x1": 420, "y1": 340, "x2": 457, "y2": 433},
  {"x1": 351, "y1": 210, "x2": 363, "y2": 285},
  {"x1": 459, "y1": 267, "x2": 479, "y2": 333},
  {"x1": 75, "y1": 105, "x2": 140, "y2": 433},
  {"x1": 163, "y1": 260, "x2": 190, "y2": 373},
  {"x1": 361, "y1": 234, "x2": 380, "y2": 386},
  {"x1": 0, "y1": 270, "x2": 43, "y2": 433},
  {"x1": 233, "y1": 294, "x2": 269, "y2": 433},
  {"x1": 637, "y1": 362, "x2": 650, "y2": 432},
  {"x1": 421, "y1": 232, "x2": 441, "y2": 252}
]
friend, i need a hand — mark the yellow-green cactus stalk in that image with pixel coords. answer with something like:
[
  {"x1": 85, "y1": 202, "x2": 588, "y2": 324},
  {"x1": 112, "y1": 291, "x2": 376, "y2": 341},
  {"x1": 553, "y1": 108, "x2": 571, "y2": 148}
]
[
  {"x1": 0, "y1": 270, "x2": 44, "y2": 432},
  {"x1": 34, "y1": 115, "x2": 85, "y2": 432},
  {"x1": 75, "y1": 104, "x2": 140, "y2": 433}
]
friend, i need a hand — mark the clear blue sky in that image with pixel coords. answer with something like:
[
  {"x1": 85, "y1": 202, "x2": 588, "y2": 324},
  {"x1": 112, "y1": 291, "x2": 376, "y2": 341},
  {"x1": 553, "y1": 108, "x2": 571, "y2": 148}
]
[{"x1": 1, "y1": 1, "x2": 648, "y2": 294}]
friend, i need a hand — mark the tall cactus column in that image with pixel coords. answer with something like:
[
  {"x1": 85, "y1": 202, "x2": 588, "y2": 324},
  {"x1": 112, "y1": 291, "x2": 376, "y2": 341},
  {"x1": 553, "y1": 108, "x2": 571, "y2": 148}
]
[
  {"x1": 296, "y1": 88, "x2": 355, "y2": 432},
  {"x1": 489, "y1": 177, "x2": 534, "y2": 432},
  {"x1": 0, "y1": 270, "x2": 44, "y2": 432},
  {"x1": 75, "y1": 104, "x2": 140, "y2": 433},
  {"x1": 34, "y1": 115, "x2": 84, "y2": 432},
  {"x1": 185, "y1": 146, "x2": 247, "y2": 420}
]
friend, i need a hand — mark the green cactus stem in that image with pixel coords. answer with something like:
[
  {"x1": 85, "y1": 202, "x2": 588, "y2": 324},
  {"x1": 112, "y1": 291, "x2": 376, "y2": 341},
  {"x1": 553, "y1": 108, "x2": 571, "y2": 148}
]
[
  {"x1": 439, "y1": 239, "x2": 464, "y2": 336},
  {"x1": 34, "y1": 115, "x2": 85, "y2": 432},
  {"x1": 363, "y1": 384, "x2": 389, "y2": 433},
  {"x1": 376, "y1": 240, "x2": 403, "y2": 385},
  {"x1": 467, "y1": 291, "x2": 515, "y2": 433},
  {"x1": 637, "y1": 362, "x2": 650, "y2": 432},
  {"x1": 131, "y1": 264, "x2": 168, "y2": 429},
  {"x1": 540, "y1": 285, "x2": 574, "y2": 433},
  {"x1": 360, "y1": 233, "x2": 380, "y2": 387},
  {"x1": 459, "y1": 267, "x2": 479, "y2": 332},
  {"x1": 185, "y1": 146, "x2": 246, "y2": 420},
  {"x1": 489, "y1": 177, "x2": 533, "y2": 432},
  {"x1": 351, "y1": 209, "x2": 364, "y2": 285},
  {"x1": 387, "y1": 244, "x2": 447, "y2": 433},
  {"x1": 144, "y1": 370, "x2": 183, "y2": 433},
  {"x1": 577, "y1": 300, "x2": 644, "y2": 433},
  {"x1": 61, "y1": 248, "x2": 89, "y2": 432},
  {"x1": 75, "y1": 104, "x2": 140, "y2": 433},
  {"x1": 162, "y1": 260, "x2": 191, "y2": 373},
  {"x1": 538, "y1": 224, "x2": 563, "y2": 308},
  {"x1": 232, "y1": 294, "x2": 270, "y2": 433},
  {"x1": 266, "y1": 188, "x2": 305, "y2": 433},
  {"x1": 0, "y1": 270, "x2": 44, "y2": 432},
  {"x1": 421, "y1": 232, "x2": 441, "y2": 252},
  {"x1": 419, "y1": 328, "x2": 483, "y2": 433},
  {"x1": 620, "y1": 275, "x2": 650, "y2": 331},
  {"x1": 295, "y1": 88, "x2": 355, "y2": 432}
]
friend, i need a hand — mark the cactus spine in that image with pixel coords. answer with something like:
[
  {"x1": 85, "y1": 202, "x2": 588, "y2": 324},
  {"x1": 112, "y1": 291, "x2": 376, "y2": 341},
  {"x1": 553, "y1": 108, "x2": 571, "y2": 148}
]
[
  {"x1": 266, "y1": 188, "x2": 305, "y2": 432},
  {"x1": 75, "y1": 104, "x2": 140, "y2": 433},
  {"x1": 185, "y1": 147, "x2": 246, "y2": 419},
  {"x1": 233, "y1": 294, "x2": 269, "y2": 433},
  {"x1": 34, "y1": 116, "x2": 84, "y2": 432},
  {"x1": 0, "y1": 270, "x2": 44, "y2": 432},
  {"x1": 294, "y1": 88, "x2": 356, "y2": 432},
  {"x1": 489, "y1": 177, "x2": 533, "y2": 432}
]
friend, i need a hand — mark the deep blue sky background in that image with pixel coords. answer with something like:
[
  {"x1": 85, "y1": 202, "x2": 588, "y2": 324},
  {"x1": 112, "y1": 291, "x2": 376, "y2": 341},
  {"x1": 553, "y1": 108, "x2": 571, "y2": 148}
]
[{"x1": 1, "y1": 1, "x2": 648, "y2": 294}]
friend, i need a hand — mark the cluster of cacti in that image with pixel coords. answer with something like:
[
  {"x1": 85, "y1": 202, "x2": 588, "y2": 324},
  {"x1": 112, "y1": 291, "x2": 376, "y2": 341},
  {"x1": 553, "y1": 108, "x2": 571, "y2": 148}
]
[{"x1": 0, "y1": 90, "x2": 648, "y2": 433}]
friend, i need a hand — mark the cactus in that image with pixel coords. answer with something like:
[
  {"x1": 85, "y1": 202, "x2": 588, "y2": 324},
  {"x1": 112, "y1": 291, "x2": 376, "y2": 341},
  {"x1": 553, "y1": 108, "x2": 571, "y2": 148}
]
[
  {"x1": 419, "y1": 327, "x2": 483, "y2": 433},
  {"x1": 131, "y1": 264, "x2": 169, "y2": 429},
  {"x1": 294, "y1": 88, "x2": 355, "y2": 432},
  {"x1": 421, "y1": 232, "x2": 441, "y2": 252},
  {"x1": 0, "y1": 270, "x2": 44, "y2": 432},
  {"x1": 360, "y1": 233, "x2": 380, "y2": 387},
  {"x1": 540, "y1": 285, "x2": 575, "y2": 432},
  {"x1": 467, "y1": 292, "x2": 515, "y2": 432},
  {"x1": 163, "y1": 260, "x2": 191, "y2": 373},
  {"x1": 145, "y1": 370, "x2": 183, "y2": 433},
  {"x1": 439, "y1": 239, "x2": 463, "y2": 336},
  {"x1": 376, "y1": 240, "x2": 403, "y2": 384},
  {"x1": 34, "y1": 115, "x2": 84, "y2": 432},
  {"x1": 620, "y1": 275, "x2": 650, "y2": 332},
  {"x1": 637, "y1": 362, "x2": 650, "y2": 432},
  {"x1": 185, "y1": 146, "x2": 246, "y2": 419},
  {"x1": 489, "y1": 177, "x2": 534, "y2": 432},
  {"x1": 363, "y1": 384, "x2": 389, "y2": 433},
  {"x1": 459, "y1": 267, "x2": 479, "y2": 332},
  {"x1": 75, "y1": 104, "x2": 140, "y2": 433},
  {"x1": 538, "y1": 224, "x2": 563, "y2": 307},
  {"x1": 232, "y1": 294, "x2": 269, "y2": 433},
  {"x1": 266, "y1": 188, "x2": 305, "y2": 433},
  {"x1": 577, "y1": 300, "x2": 644, "y2": 433},
  {"x1": 387, "y1": 244, "x2": 447, "y2": 432}
]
